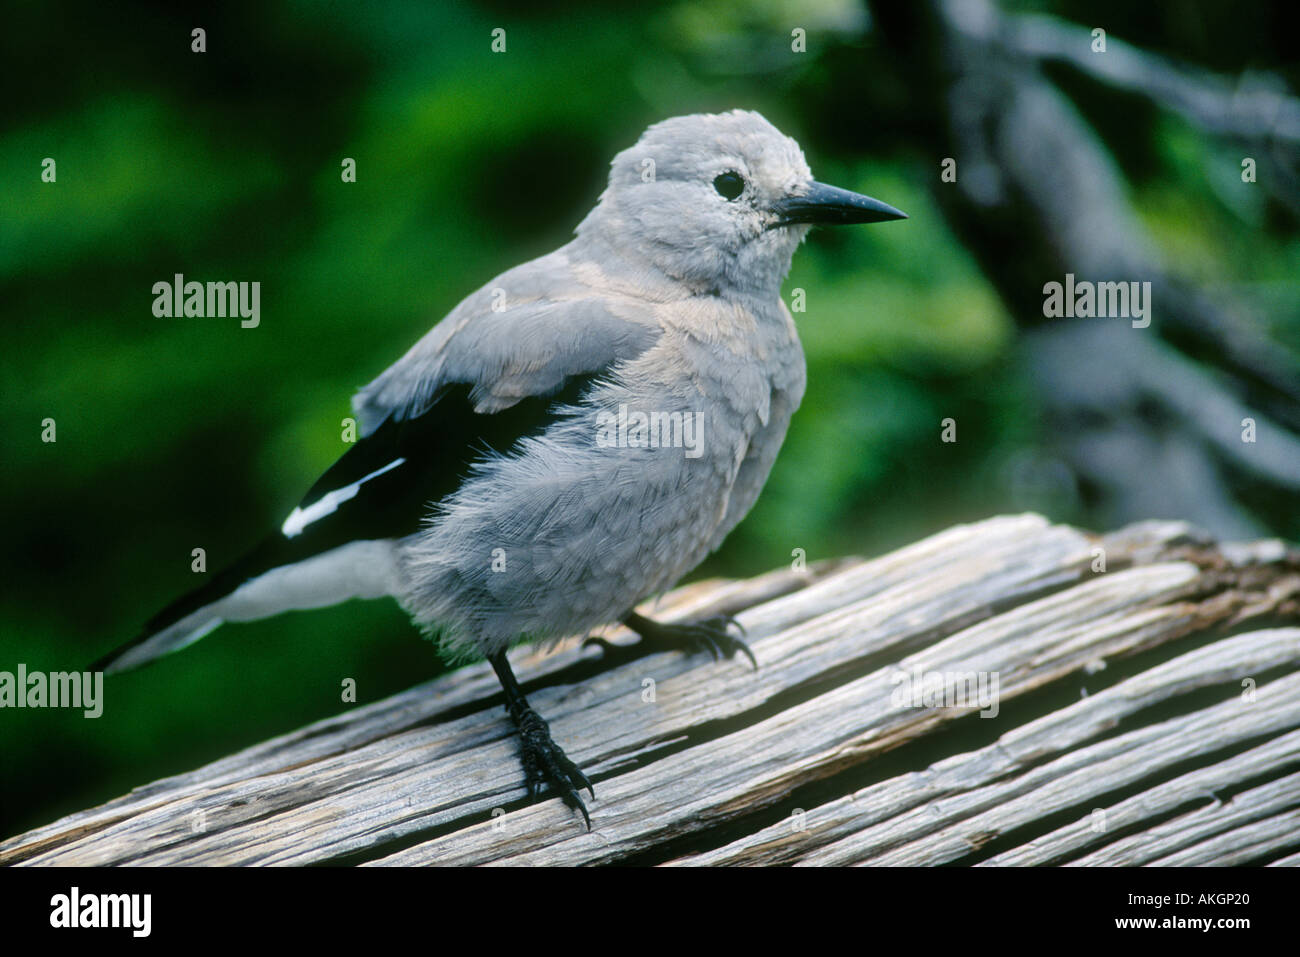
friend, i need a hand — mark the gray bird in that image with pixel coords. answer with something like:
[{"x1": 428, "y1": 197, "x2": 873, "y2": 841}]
[{"x1": 94, "y1": 110, "x2": 906, "y2": 825}]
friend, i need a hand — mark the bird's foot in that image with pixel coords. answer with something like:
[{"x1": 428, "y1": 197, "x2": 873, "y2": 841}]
[
  {"x1": 510, "y1": 704, "x2": 594, "y2": 828},
  {"x1": 585, "y1": 611, "x2": 757, "y2": 669}
]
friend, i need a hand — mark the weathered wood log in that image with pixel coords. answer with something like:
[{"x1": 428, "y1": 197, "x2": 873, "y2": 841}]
[{"x1": 2, "y1": 514, "x2": 1297, "y2": 866}]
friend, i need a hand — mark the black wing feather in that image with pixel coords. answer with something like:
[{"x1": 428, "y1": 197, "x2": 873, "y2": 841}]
[{"x1": 92, "y1": 375, "x2": 597, "y2": 671}]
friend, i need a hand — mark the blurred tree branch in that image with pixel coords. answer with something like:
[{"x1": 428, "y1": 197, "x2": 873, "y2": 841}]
[
  {"x1": 1000, "y1": 12, "x2": 1300, "y2": 223},
  {"x1": 1005, "y1": 13, "x2": 1300, "y2": 142},
  {"x1": 865, "y1": 0, "x2": 1300, "y2": 539}
]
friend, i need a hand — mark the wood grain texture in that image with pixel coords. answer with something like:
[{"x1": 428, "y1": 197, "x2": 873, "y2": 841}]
[{"x1": 3, "y1": 514, "x2": 1297, "y2": 866}]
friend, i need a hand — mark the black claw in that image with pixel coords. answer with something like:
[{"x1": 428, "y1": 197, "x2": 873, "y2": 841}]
[
  {"x1": 489, "y1": 651, "x2": 594, "y2": 829},
  {"x1": 581, "y1": 635, "x2": 615, "y2": 655},
  {"x1": 514, "y1": 706, "x2": 594, "y2": 828},
  {"x1": 731, "y1": 636, "x2": 759, "y2": 670},
  {"x1": 614, "y1": 611, "x2": 759, "y2": 670},
  {"x1": 723, "y1": 614, "x2": 748, "y2": 638},
  {"x1": 684, "y1": 615, "x2": 757, "y2": 669},
  {"x1": 581, "y1": 634, "x2": 641, "y2": 670}
]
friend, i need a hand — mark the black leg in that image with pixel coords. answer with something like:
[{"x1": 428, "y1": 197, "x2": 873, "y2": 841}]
[
  {"x1": 488, "y1": 650, "x2": 593, "y2": 828},
  {"x1": 585, "y1": 610, "x2": 757, "y2": 669}
]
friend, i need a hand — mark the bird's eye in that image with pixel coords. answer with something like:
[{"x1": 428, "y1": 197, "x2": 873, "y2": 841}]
[{"x1": 713, "y1": 171, "x2": 745, "y2": 201}]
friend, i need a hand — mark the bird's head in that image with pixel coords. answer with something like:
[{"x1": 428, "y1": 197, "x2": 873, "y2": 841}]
[{"x1": 579, "y1": 109, "x2": 906, "y2": 297}]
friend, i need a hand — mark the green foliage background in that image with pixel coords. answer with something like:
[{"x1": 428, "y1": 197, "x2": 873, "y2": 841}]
[{"x1": 2, "y1": 0, "x2": 1296, "y2": 838}]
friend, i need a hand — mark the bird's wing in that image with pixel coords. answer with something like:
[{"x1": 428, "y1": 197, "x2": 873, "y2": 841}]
[
  {"x1": 288, "y1": 249, "x2": 661, "y2": 546},
  {"x1": 352, "y1": 248, "x2": 663, "y2": 434},
  {"x1": 108, "y1": 376, "x2": 603, "y2": 667},
  {"x1": 94, "y1": 257, "x2": 662, "y2": 671}
]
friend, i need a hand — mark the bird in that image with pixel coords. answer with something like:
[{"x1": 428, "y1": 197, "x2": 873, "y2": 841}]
[{"x1": 93, "y1": 109, "x2": 906, "y2": 827}]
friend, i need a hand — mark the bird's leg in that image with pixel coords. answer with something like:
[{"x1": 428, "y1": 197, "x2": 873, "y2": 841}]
[
  {"x1": 585, "y1": 610, "x2": 757, "y2": 669},
  {"x1": 488, "y1": 650, "x2": 593, "y2": 828}
]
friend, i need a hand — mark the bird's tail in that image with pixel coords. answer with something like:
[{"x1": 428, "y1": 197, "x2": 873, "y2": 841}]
[
  {"x1": 89, "y1": 537, "x2": 284, "y2": 674},
  {"x1": 92, "y1": 538, "x2": 402, "y2": 674},
  {"x1": 92, "y1": 607, "x2": 227, "y2": 674}
]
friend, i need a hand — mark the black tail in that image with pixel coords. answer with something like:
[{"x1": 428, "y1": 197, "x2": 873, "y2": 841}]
[{"x1": 90, "y1": 536, "x2": 290, "y2": 673}]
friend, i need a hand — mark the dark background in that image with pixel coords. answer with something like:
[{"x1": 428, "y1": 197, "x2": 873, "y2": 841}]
[{"x1": 2, "y1": 0, "x2": 1297, "y2": 839}]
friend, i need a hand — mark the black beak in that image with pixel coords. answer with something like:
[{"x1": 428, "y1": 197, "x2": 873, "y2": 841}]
[{"x1": 772, "y1": 181, "x2": 908, "y2": 227}]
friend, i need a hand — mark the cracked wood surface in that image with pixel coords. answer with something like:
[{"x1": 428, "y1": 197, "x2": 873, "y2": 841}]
[{"x1": 3, "y1": 514, "x2": 1298, "y2": 866}]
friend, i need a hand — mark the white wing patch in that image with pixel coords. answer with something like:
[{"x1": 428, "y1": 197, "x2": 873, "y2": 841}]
[{"x1": 281, "y1": 458, "x2": 407, "y2": 538}]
